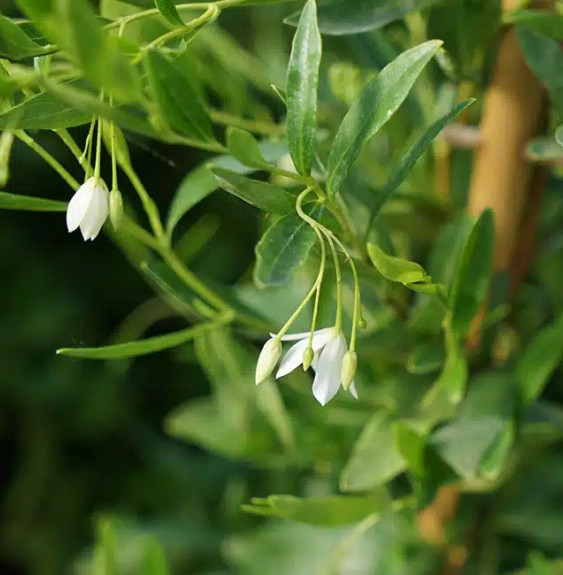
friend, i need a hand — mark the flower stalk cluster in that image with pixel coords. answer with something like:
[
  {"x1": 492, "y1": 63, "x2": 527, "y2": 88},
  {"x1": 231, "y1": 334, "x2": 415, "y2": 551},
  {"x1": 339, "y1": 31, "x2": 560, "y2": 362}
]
[{"x1": 255, "y1": 186, "x2": 363, "y2": 406}]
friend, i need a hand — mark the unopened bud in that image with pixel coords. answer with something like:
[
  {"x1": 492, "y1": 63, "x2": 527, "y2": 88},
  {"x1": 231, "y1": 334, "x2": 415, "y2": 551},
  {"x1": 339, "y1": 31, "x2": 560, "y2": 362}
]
[
  {"x1": 303, "y1": 346, "x2": 314, "y2": 371},
  {"x1": 255, "y1": 337, "x2": 282, "y2": 385},
  {"x1": 358, "y1": 307, "x2": 367, "y2": 330},
  {"x1": 109, "y1": 189, "x2": 124, "y2": 231},
  {"x1": 341, "y1": 351, "x2": 357, "y2": 390}
]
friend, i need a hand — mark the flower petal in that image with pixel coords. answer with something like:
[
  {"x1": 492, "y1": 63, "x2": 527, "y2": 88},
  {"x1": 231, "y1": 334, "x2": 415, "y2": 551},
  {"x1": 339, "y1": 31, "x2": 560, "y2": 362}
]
[
  {"x1": 312, "y1": 332, "x2": 347, "y2": 406},
  {"x1": 349, "y1": 381, "x2": 358, "y2": 399},
  {"x1": 79, "y1": 180, "x2": 109, "y2": 240},
  {"x1": 276, "y1": 329, "x2": 336, "y2": 379},
  {"x1": 66, "y1": 178, "x2": 96, "y2": 233},
  {"x1": 276, "y1": 327, "x2": 335, "y2": 342}
]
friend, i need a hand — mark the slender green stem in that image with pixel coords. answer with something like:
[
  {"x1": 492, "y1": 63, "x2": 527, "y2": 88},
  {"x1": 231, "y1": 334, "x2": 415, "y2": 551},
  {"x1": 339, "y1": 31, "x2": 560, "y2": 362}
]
[
  {"x1": 325, "y1": 232, "x2": 342, "y2": 331},
  {"x1": 94, "y1": 117, "x2": 102, "y2": 180},
  {"x1": 272, "y1": 166, "x2": 316, "y2": 187},
  {"x1": 16, "y1": 131, "x2": 79, "y2": 190},
  {"x1": 122, "y1": 217, "x2": 162, "y2": 251},
  {"x1": 81, "y1": 117, "x2": 97, "y2": 179},
  {"x1": 122, "y1": 164, "x2": 165, "y2": 241},
  {"x1": 110, "y1": 121, "x2": 118, "y2": 191},
  {"x1": 209, "y1": 109, "x2": 285, "y2": 136},
  {"x1": 307, "y1": 227, "x2": 326, "y2": 349}
]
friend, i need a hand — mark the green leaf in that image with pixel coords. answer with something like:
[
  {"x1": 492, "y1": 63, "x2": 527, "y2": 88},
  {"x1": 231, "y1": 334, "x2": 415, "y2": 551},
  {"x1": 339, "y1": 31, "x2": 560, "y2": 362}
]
[
  {"x1": 407, "y1": 343, "x2": 445, "y2": 374},
  {"x1": 254, "y1": 203, "x2": 323, "y2": 288},
  {"x1": 505, "y1": 10, "x2": 563, "y2": 41},
  {"x1": 226, "y1": 127, "x2": 274, "y2": 169},
  {"x1": 394, "y1": 422, "x2": 427, "y2": 478},
  {"x1": 285, "y1": 0, "x2": 444, "y2": 35},
  {"x1": 556, "y1": 125, "x2": 563, "y2": 147},
  {"x1": 210, "y1": 167, "x2": 294, "y2": 215},
  {"x1": 242, "y1": 493, "x2": 385, "y2": 526},
  {"x1": 479, "y1": 421, "x2": 515, "y2": 481},
  {"x1": 0, "y1": 191, "x2": 67, "y2": 212},
  {"x1": 367, "y1": 242, "x2": 431, "y2": 285},
  {"x1": 448, "y1": 209, "x2": 495, "y2": 339},
  {"x1": 517, "y1": 313, "x2": 563, "y2": 405},
  {"x1": 526, "y1": 136, "x2": 563, "y2": 162},
  {"x1": 326, "y1": 40, "x2": 441, "y2": 196},
  {"x1": 57, "y1": 322, "x2": 221, "y2": 359},
  {"x1": 340, "y1": 413, "x2": 406, "y2": 492},
  {"x1": 517, "y1": 26, "x2": 563, "y2": 117},
  {"x1": 0, "y1": 86, "x2": 91, "y2": 129},
  {"x1": 145, "y1": 49, "x2": 213, "y2": 141},
  {"x1": 368, "y1": 99, "x2": 475, "y2": 224},
  {"x1": 0, "y1": 13, "x2": 46, "y2": 60},
  {"x1": 166, "y1": 142, "x2": 287, "y2": 235},
  {"x1": 154, "y1": 0, "x2": 184, "y2": 26},
  {"x1": 286, "y1": 0, "x2": 321, "y2": 176},
  {"x1": 143, "y1": 539, "x2": 170, "y2": 575}
]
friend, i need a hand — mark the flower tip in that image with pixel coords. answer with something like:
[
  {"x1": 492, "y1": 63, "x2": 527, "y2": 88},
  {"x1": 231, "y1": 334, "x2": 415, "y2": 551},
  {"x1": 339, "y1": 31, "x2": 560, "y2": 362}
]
[{"x1": 255, "y1": 337, "x2": 282, "y2": 385}]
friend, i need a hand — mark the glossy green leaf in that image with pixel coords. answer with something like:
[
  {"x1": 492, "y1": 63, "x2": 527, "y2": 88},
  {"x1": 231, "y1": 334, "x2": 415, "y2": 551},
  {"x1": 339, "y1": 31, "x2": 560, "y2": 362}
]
[
  {"x1": 327, "y1": 40, "x2": 441, "y2": 196},
  {"x1": 517, "y1": 26, "x2": 563, "y2": 116},
  {"x1": 166, "y1": 142, "x2": 287, "y2": 235},
  {"x1": 210, "y1": 167, "x2": 294, "y2": 214},
  {"x1": 254, "y1": 203, "x2": 323, "y2": 288},
  {"x1": 145, "y1": 49, "x2": 213, "y2": 141},
  {"x1": 0, "y1": 13, "x2": 46, "y2": 60},
  {"x1": 226, "y1": 127, "x2": 274, "y2": 170},
  {"x1": 340, "y1": 413, "x2": 406, "y2": 492},
  {"x1": 0, "y1": 87, "x2": 91, "y2": 129},
  {"x1": 286, "y1": 0, "x2": 321, "y2": 176},
  {"x1": 367, "y1": 242, "x2": 431, "y2": 285},
  {"x1": 0, "y1": 191, "x2": 67, "y2": 212},
  {"x1": 57, "y1": 322, "x2": 221, "y2": 359},
  {"x1": 556, "y1": 125, "x2": 563, "y2": 146},
  {"x1": 505, "y1": 10, "x2": 563, "y2": 41},
  {"x1": 143, "y1": 539, "x2": 170, "y2": 575},
  {"x1": 407, "y1": 343, "x2": 445, "y2": 374},
  {"x1": 449, "y1": 209, "x2": 495, "y2": 340},
  {"x1": 526, "y1": 136, "x2": 563, "y2": 162},
  {"x1": 479, "y1": 421, "x2": 515, "y2": 480},
  {"x1": 154, "y1": 0, "x2": 184, "y2": 26},
  {"x1": 286, "y1": 0, "x2": 444, "y2": 35},
  {"x1": 368, "y1": 99, "x2": 474, "y2": 225},
  {"x1": 394, "y1": 422, "x2": 427, "y2": 478},
  {"x1": 242, "y1": 493, "x2": 384, "y2": 526},
  {"x1": 518, "y1": 313, "x2": 563, "y2": 405}
]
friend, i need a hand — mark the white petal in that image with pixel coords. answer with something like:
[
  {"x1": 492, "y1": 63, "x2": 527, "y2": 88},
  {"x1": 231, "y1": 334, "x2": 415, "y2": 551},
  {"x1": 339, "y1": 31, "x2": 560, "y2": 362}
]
[
  {"x1": 79, "y1": 181, "x2": 109, "y2": 240},
  {"x1": 310, "y1": 350, "x2": 321, "y2": 372},
  {"x1": 312, "y1": 333, "x2": 346, "y2": 406},
  {"x1": 349, "y1": 381, "x2": 358, "y2": 399},
  {"x1": 276, "y1": 329, "x2": 336, "y2": 379},
  {"x1": 66, "y1": 178, "x2": 96, "y2": 232},
  {"x1": 276, "y1": 327, "x2": 334, "y2": 342}
]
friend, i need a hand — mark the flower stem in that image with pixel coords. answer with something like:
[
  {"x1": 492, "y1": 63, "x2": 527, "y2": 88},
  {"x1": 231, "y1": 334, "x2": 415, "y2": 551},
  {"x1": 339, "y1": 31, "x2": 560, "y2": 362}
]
[
  {"x1": 15, "y1": 131, "x2": 79, "y2": 190},
  {"x1": 325, "y1": 232, "x2": 342, "y2": 331},
  {"x1": 94, "y1": 117, "x2": 102, "y2": 180}
]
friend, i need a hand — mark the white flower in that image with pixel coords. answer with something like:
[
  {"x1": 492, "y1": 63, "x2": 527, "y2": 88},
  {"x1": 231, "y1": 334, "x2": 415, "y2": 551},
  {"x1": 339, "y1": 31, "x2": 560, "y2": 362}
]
[
  {"x1": 255, "y1": 337, "x2": 282, "y2": 385},
  {"x1": 66, "y1": 177, "x2": 110, "y2": 241},
  {"x1": 276, "y1": 327, "x2": 358, "y2": 406}
]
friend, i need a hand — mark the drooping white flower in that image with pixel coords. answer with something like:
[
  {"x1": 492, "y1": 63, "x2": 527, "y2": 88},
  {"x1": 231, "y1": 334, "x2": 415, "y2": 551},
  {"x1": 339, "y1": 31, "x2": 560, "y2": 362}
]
[
  {"x1": 255, "y1": 337, "x2": 282, "y2": 385},
  {"x1": 66, "y1": 177, "x2": 110, "y2": 241},
  {"x1": 276, "y1": 327, "x2": 358, "y2": 406}
]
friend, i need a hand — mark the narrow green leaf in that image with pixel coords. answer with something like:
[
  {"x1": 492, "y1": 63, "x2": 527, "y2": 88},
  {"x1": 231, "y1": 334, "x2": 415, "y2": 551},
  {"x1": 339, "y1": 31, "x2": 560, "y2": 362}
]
[
  {"x1": 367, "y1": 242, "x2": 431, "y2": 285},
  {"x1": 0, "y1": 13, "x2": 46, "y2": 60},
  {"x1": 166, "y1": 142, "x2": 287, "y2": 235},
  {"x1": 517, "y1": 26, "x2": 563, "y2": 116},
  {"x1": 285, "y1": 0, "x2": 444, "y2": 35},
  {"x1": 210, "y1": 167, "x2": 294, "y2": 214},
  {"x1": 526, "y1": 136, "x2": 563, "y2": 162},
  {"x1": 57, "y1": 322, "x2": 221, "y2": 359},
  {"x1": 327, "y1": 40, "x2": 442, "y2": 196},
  {"x1": 154, "y1": 0, "x2": 184, "y2": 26},
  {"x1": 556, "y1": 125, "x2": 563, "y2": 146},
  {"x1": 368, "y1": 99, "x2": 475, "y2": 224},
  {"x1": 0, "y1": 191, "x2": 67, "y2": 212},
  {"x1": 434, "y1": 322, "x2": 468, "y2": 404},
  {"x1": 479, "y1": 421, "x2": 515, "y2": 480},
  {"x1": 145, "y1": 49, "x2": 213, "y2": 141},
  {"x1": 254, "y1": 203, "x2": 323, "y2": 288},
  {"x1": 505, "y1": 10, "x2": 563, "y2": 41},
  {"x1": 340, "y1": 413, "x2": 406, "y2": 492},
  {"x1": 449, "y1": 209, "x2": 495, "y2": 339},
  {"x1": 407, "y1": 343, "x2": 445, "y2": 374},
  {"x1": 286, "y1": 0, "x2": 321, "y2": 176},
  {"x1": 226, "y1": 127, "x2": 273, "y2": 169},
  {"x1": 0, "y1": 86, "x2": 91, "y2": 129},
  {"x1": 517, "y1": 313, "x2": 563, "y2": 405},
  {"x1": 143, "y1": 539, "x2": 170, "y2": 575},
  {"x1": 242, "y1": 493, "x2": 384, "y2": 526}
]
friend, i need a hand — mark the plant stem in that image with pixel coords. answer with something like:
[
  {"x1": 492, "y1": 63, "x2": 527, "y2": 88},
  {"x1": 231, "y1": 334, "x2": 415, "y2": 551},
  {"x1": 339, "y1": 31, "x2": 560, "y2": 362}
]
[
  {"x1": 209, "y1": 109, "x2": 285, "y2": 136},
  {"x1": 16, "y1": 131, "x2": 79, "y2": 190}
]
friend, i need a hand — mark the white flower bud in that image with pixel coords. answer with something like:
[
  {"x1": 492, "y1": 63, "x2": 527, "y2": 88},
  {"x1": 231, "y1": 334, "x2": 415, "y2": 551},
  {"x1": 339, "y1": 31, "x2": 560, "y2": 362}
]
[
  {"x1": 66, "y1": 177, "x2": 109, "y2": 241},
  {"x1": 109, "y1": 189, "x2": 124, "y2": 231},
  {"x1": 255, "y1": 337, "x2": 282, "y2": 385},
  {"x1": 302, "y1": 346, "x2": 314, "y2": 371},
  {"x1": 341, "y1": 351, "x2": 357, "y2": 391}
]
